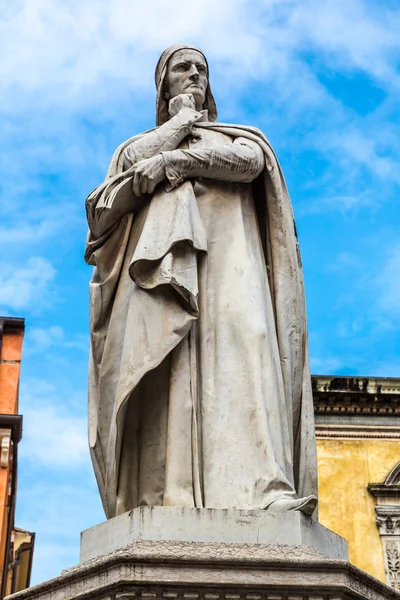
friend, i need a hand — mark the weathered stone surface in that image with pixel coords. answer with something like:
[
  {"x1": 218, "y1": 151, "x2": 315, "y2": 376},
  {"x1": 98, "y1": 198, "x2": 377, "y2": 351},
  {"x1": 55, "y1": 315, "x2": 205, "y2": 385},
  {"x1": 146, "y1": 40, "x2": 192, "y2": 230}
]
[
  {"x1": 85, "y1": 44, "x2": 318, "y2": 519},
  {"x1": 6, "y1": 538, "x2": 400, "y2": 600},
  {"x1": 80, "y1": 508, "x2": 348, "y2": 563}
]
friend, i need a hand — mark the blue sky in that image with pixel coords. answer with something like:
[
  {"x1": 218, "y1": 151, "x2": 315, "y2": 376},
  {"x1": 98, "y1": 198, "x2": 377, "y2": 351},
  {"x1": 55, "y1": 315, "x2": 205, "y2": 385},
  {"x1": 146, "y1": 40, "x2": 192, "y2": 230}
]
[{"x1": 1, "y1": 0, "x2": 400, "y2": 586}]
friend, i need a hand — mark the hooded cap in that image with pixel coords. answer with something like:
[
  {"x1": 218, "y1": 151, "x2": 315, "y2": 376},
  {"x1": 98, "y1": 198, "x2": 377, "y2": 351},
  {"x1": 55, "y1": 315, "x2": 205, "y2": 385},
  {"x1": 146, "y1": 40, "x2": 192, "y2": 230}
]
[{"x1": 155, "y1": 44, "x2": 217, "y2": 126}]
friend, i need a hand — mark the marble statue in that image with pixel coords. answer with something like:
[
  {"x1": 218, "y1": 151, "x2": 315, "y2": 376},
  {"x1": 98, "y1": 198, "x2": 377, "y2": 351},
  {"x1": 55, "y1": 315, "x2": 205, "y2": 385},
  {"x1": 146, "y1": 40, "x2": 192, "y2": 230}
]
[{"x1": 85, "y1": 44, "x2": 318, "y2": 519}]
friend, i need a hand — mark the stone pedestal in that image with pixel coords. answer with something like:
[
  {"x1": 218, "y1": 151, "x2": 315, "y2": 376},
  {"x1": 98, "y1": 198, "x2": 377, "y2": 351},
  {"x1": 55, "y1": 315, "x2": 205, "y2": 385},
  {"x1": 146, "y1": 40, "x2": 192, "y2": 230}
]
[
  {"x1": 80, "y1": 507, "x2": 348, "y2": 562},
  {"x1": 7, "y1": 508, "x2": 400, "y2": 600}
]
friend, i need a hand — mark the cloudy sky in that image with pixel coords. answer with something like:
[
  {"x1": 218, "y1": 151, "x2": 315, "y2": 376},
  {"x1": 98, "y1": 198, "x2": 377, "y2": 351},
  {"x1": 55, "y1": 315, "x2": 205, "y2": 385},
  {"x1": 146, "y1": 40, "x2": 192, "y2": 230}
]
[{"x1": 1, "y1": 0, "x2": 400, "y2": 586}]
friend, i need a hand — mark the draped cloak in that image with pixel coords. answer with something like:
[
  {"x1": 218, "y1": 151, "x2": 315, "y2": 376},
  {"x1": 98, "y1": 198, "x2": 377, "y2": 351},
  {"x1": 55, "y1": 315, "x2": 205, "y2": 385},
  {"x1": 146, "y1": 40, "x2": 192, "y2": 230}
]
[{"x1": 85, "y1": 121, "x2": 318, "y2": 519}]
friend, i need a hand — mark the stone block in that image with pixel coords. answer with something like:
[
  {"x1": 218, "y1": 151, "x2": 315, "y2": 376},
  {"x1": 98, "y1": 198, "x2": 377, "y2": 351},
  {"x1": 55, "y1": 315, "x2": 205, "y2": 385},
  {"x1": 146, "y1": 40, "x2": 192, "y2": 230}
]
[{"x1": 80, "y1": 507, "x2": 348, "y2": 563}]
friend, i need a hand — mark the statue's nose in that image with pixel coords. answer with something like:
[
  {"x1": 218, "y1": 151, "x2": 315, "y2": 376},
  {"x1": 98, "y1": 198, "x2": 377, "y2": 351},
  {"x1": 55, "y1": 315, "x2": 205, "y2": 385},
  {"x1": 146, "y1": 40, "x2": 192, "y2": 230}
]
[{"x1": 189, "y1": 65, "x2": 200, "y2": 80}]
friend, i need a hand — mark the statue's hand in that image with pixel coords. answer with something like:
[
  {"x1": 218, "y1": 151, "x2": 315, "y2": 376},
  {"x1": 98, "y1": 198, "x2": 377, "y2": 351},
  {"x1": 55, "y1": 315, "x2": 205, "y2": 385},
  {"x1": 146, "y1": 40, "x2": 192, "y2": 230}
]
[
  {"x1": 168, "y1": 93, "x2": 196, "y2": 117},
  {"x1": 131, "y1": 155, "x2": 166, "y2": 197}
]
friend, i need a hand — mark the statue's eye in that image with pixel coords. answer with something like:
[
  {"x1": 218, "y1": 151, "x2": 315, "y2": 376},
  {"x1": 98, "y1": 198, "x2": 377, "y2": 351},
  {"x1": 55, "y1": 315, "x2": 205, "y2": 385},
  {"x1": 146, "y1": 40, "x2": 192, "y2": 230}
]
[
  {"x1": 198, "y1": 66, "x2": 207, "y2": 74},
  {"x1": 175, "y1": 63, "x2": 188, "y2": 71}
]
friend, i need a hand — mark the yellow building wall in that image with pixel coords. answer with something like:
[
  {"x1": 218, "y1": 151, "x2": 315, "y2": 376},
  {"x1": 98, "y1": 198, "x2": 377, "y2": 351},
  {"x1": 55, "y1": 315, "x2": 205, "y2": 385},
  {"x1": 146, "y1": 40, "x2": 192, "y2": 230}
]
[{"x1": 317, "y1": 438, "x2": 400, "y2": 582}]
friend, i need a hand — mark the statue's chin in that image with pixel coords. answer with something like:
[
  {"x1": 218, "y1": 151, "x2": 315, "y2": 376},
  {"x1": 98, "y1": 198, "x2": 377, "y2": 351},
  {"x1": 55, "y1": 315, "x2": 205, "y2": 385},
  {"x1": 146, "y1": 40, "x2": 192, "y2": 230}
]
[{"x1": 186, "y1": 88, "x2": 205, "y2": 107}]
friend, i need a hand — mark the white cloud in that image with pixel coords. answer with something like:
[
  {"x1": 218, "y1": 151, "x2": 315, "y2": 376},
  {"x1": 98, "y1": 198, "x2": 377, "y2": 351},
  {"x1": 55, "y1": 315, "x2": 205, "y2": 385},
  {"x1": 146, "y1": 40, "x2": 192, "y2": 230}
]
[
  {"x1": 0, "y1": 204, "x2": 82, "y2": 249},
  {"x1": 1, "y1": 0, "x2": 399, "y2": 223},
  {"x1": 20, "y1": 379, "x2": 89, "y2": 469},
  {"x1": 310, "y1": 355, "x2": 344, "y2": 374},
  {"x1": 17, "y1": 378, "x2": 103, "y2": 583},
  {"x1": 26, "y1": 326, "x2": 64, "y2": 352},
  {"x1": 0, "y1": 0, "x2": 266, "y2": 111},
  {"x1": 317, "y1": 127, "x2": 400, "y2": 184},
  {"x1": 1, "y1": 0, "x2": 399, "y2": 112},
  {"x1": 324, "y1": 239, "x2": 400, "y2": 346},
  {"x1": 0, "y1": 219, "x2": 58, "y2": 247},
  {"x1": 377, "y1": 242, "x2": 400, "y2": 316},
  {"x1": 327, "y1": 252, "x2": 364, "y2": 271},
  {"x1": 25, "y1": 326, "x2": 88, "y2": 355},
  {"x1": 0, "y1": 257, "x2": 56, "y2": 312},
  {"x1": 289, "y1": 0, "x2": 400, "y2": 84},
  {"x1": 23, "y1": 405, "x2": 88, "y2": 467},
  {"x1": 17, "y1": 481, "x2": 104, "y2": 584}
]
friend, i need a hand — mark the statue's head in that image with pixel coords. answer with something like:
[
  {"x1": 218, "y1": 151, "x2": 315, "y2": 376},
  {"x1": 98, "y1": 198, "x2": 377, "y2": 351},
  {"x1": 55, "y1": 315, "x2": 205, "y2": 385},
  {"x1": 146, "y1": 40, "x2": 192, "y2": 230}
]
[{"x1": 155, "y1": 44, "x2": 217, "y2": 126}]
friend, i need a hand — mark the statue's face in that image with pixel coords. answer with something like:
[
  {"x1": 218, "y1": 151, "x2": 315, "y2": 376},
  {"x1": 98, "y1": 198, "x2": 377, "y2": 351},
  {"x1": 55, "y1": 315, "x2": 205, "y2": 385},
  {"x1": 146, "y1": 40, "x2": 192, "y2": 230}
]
[{"x1": 166, "y1": 49, "x2": 208, "y2": 111}]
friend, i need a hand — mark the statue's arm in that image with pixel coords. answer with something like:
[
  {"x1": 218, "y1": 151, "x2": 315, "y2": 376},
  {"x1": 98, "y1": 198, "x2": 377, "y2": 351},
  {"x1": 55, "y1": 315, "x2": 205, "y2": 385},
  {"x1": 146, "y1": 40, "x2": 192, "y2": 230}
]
[
  {"x1": 86, "y1": 181, "x2": 143, "y2": 240},
  {"x1": 160, "y1": 137, "x2": 265, "y2": 187},
  {"x1": 87, "y1": 108, "x2": 203, "y2": 238},
  {"x1": 123, "y1": 108, "x2": 203, "y2": 167}
]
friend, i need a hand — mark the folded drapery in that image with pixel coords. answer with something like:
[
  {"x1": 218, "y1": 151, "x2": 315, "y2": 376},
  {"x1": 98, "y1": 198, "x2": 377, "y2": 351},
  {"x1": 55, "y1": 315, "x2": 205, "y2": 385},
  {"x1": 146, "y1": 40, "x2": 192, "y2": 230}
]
[
  {"x1": 85, "y1": 121, "x2": 318, "y2": 519},
  {"x1": 129, "y1": 180, "x2": 207, "y2": 314}
]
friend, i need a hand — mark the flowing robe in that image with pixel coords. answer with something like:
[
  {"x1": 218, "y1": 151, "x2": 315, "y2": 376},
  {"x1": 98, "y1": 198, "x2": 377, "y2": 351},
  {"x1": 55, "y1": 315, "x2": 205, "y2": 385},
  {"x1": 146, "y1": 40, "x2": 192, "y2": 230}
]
[{"x1": 85, "y1": 109, "x2": 318, "y2": 519}]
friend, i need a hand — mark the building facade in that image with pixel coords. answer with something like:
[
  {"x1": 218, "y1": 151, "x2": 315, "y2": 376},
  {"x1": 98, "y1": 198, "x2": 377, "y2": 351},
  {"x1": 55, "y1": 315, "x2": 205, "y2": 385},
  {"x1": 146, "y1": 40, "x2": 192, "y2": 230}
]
[
  {"x1": 314, "y1": 375, "x2": 400, "y2": 588},
  {"x1": 0, "y1": 317, "x2": 34, "y2": 598}
]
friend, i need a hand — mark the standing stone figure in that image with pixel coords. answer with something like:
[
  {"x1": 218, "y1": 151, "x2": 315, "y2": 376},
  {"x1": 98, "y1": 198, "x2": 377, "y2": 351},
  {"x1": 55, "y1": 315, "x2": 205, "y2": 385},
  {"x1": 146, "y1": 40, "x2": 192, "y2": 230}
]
[{"x1": 85, "y1": 44, "x2": 318, "y2": 519}]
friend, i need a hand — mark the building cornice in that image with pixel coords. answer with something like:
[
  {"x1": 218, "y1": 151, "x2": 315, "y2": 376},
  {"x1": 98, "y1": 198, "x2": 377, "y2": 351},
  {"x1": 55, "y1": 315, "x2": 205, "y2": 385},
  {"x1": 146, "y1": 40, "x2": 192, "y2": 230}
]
[
  {"x1": 312, "y1": 375, "x2": 400, "y2": 418},
  {"x1": 0, "y1": 317, "x2": 25, "y2": 333},
  {"x1": 315, "y1": 424, "x2": 400, "y2": 440}
]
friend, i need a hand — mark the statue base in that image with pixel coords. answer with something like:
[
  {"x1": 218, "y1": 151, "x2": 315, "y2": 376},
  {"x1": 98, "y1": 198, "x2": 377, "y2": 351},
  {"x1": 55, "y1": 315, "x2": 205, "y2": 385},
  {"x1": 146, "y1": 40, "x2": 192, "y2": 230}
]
[
  {"x1": 7, "y1": 508, "x2": 400, "y2": 600},
  {"x1": 80, "y1": 507, "x2": 347, "y2": 562}
]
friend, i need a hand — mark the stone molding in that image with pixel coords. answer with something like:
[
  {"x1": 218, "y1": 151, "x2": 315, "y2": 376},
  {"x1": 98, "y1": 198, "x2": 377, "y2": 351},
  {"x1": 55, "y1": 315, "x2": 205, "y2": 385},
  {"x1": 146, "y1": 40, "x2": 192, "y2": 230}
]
[
  {"x1": 312, "y1": 376, "x2": 400, "y2": 418},
  {"x1": 6, "y1": 541, "x2": 400, "y2": 600},
  {"x1": 315, "y1": 424, "x2": 400, "y2": 440},
  {"x1": 383, "y1": 539, "x2": 400, "y2": 592},
  {"x1": 0, "y1": 429, "x2": 11, "y2": 468},
  {"x1": 369, "y1": 464, "x2": 400, "y2": 589},
  {"x1": 375, "y1": 508, "x2": 400, "y2": 536}
]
